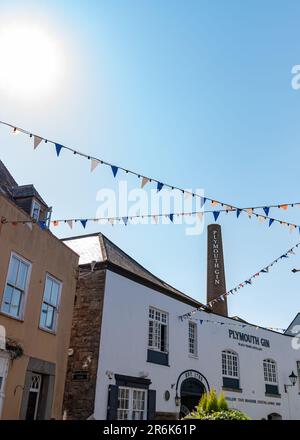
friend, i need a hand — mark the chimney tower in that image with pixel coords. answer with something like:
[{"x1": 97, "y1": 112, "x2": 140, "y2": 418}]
[{"x1": 206, "y1": 224, "x2": 228, "y2": 316}]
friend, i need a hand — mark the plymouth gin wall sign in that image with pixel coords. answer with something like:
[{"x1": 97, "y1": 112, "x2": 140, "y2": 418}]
[{"x1": 229, "y1": 329, "x2": 270, "y2": 350}]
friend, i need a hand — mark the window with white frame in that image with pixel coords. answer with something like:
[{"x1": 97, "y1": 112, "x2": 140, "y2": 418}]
[
  {"x1": 1, "y1": 253, "x2": 31, "y2": 318},
  {"x1": 188, "y1": 321, "x2": 197, "y2": 356},
  {"x1": 117, "y1": 387, "x2": 147, "y2": 420},
  {"x1": 148, "y1": 307, "x2": 168, "y2": 352},
  {"x1": 222, "y1": 350, "x2": 239, "y2": 378},
  {"x1": 263, "y1": 359, "x2": 277, "y2": 384},
  {"x1": 39, "y1": 275, "x2": 62, "y2": 331},
  {"x1": 31, "y1": 199, "x2": 41, "y2": 221}
]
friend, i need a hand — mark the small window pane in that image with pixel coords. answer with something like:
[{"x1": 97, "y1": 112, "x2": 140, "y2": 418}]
[
  {"x1": 50, "y1": 281, "x2": 60, "y2": 306},
  {"x1": 10, "y1": 289, "x2": 22, "y2": 317},
  {"x1": 16, "y1": 261, "x2": 28, "y2": 290},
  {"x1": 46, "y1": 306, "x2": 54, "y2": 329},
  {"x1": 3, "y1": 285, "x2": 13, "y2": 313},
  {"x1": 43, "y1": 278, "x2": 52, "y2": 303},
  {"x1": 40, "y1": 303, "x2": 48, "y2": 328},
  {"x1": 7, "y1": 257, "x2": 19, "y2": 285}
]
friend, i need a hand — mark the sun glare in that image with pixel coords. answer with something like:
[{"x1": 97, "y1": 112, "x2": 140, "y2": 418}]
[{"x1": 0, "y1": 22, "x2": 64, "y2": 99}]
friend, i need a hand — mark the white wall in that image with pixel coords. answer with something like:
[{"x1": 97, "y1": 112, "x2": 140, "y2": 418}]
[{"x1": 94, "y1": 270, "x2": 300, "y2": 420}]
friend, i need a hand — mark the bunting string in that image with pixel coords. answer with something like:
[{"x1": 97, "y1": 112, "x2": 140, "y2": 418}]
[
  {"x1": 179, "y1": 240, "x2": 300, "y2": 320},
  {"x1": 182, "y1": 316, "x2": 286, "y2": 333},
  {"x1": 1, "y1": 120, "x2": 300, "y2": 233},
  {"x1": 3, "y1": 205, "x2": 300, "y2": 232}
]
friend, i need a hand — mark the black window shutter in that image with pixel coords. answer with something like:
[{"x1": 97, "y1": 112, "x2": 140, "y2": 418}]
[
  {"x1": 107, "y1": 385, "x2": 118, "y2": 420},
  {"x1": 147, "y1": 389, "x2": 156, "y2": 420}
]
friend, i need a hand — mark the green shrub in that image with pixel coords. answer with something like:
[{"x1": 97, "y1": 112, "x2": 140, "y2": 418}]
[{"x1": 184, "y1": 389, "x2": 250, "y2": 420}]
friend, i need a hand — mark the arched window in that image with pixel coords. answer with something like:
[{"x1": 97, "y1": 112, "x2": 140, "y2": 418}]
[
  {"x1": 222, "y1": 350, "x2": 240, "y2": 390},
  {"x1": 263, "y1": 359, "x2": 279, "y2": 396}
]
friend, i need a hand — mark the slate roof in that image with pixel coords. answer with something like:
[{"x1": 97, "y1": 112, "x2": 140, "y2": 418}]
[
  {"x1": 63, "y1": 232, "x2": 209, "y2": 310},
  {"x1": 11, "y1": 184, "x2": 48, "y2": 207}
]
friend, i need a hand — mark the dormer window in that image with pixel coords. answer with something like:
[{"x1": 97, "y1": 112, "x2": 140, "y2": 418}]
[{"x1": 31, "y1": 199, "x2": 41, "y2": 221}]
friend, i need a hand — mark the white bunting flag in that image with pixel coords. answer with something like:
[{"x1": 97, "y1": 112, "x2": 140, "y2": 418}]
[
  {"x1": 26, "y1": 222, "x2": 33, "y2": 231},
  {"x1": 141, "y1": 177, "x2": 150, "y2": 188},
  {"x1": 34, "y1": 136, "x2": 43, "y2": 149},
  {"x1": 258, "y1": 215, "x2": 265, "y2": 223},
  {"x1": 289, "y1": 224, "x2": 296, "y2": 233},
  {"x1": 197, "y1": 212, "x2": 204, "y2": 222},
  {"x1": 153, "y1": 215, "x2": 159, "y2": 224},
  {"x1": 246, "y1": 208, "x2": 253, "y2": 217},
  {"x1": 184, "y1": 191, "x2": 192, "y2": 199},
  {"x1": 91, "y1": 159, "x2": 100, "y2": 172},
  {"x1": 67, "y1": 220, "x2": 73, "y2": 229}
]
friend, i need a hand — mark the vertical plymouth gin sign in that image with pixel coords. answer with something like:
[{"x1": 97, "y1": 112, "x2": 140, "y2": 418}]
[{"x1": 207, "y1": 224, "x2": 228, "y2": 315}]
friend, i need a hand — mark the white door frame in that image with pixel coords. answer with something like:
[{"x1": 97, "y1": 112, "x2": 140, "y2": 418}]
[{"x1": 0, "y1": 351, "x2": 9, "y2": 419}]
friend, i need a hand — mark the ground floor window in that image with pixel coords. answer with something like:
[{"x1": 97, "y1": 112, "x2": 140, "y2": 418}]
[{"x1": 117, "y1": 387, "x2": 147, "y2": 420}]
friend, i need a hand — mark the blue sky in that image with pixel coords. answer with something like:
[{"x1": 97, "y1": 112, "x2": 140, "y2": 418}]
[{"x1": 1, "y1": 0, "x2": 300, "y2": 329}]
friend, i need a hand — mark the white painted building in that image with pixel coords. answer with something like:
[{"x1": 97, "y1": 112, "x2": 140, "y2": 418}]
[{"x1": 63, "y1": 233, "x2": 300, "y2": 420}]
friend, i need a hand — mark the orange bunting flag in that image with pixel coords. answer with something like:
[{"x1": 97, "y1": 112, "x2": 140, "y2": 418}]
[
  {"x1": 211, "y1": 200, "x2": 219, "y2": 207},
  {"x1": 246, "y1": 208, "x2": 253, "y2": 217},
  {"x1": 53, "y1": 221, "x2": 59, "y2": 227},
  {"x1": 279, "y1": 204, "x2": 288, "y2": 210}
]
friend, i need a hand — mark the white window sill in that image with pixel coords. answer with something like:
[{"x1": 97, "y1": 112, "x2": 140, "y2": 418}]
[
  {"x1": 38, "y1": 325, "x2": 57, "y2": 335},
  {"x1": 0, "y1": 310, "x2": 24, "y2": 322}
]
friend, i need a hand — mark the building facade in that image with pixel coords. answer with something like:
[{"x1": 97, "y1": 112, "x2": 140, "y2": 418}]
[
  {"x1": 0, "y1": 161, "x2": 79, "y2": 419},
  {"x1": 63, "y1": 233, "x2": 300, "y2": 420}
]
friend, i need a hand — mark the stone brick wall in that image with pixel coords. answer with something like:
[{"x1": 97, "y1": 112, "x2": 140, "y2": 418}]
[{"x1": 63, "y1": 267, "x2": 106, "y2": 420}]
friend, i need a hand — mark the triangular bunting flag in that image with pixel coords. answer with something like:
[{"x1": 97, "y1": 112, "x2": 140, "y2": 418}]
[
  {"x1": 279, "y1": 204, "x2": 288, "y2": 210},
  {"x1": 26, "y1": 222, "x2": 33, "y2": 231},
  {"x1": 141, "y1": 177, "x2": 149, "y2": 188},
  {"x1": 269, "y1": 218, "x2": 274, "y2": 227},
  {"x1": 153, "y1": 215, "x2": 159, "y2": 224},
  {"x1": 246, "y1": 208, "x2": 253, "y2": 217},
  {"x1": 91, "y1": 159, "x2": 100, "y2": 172},
  {"x1": 236, "y1": 209, "x2": 242, "y2": 218},
  {"x1": 111, "y1": 166, "x2": 118, "y2": 177},
  {"x1": 39, "y1": 221, "x2": 47, "y2": 230},
  {"x1": 80, "y1": 220, "x2": 87, "y2": 229},
  {"x1": 157, "y1": 182, "x2": 164, "y2": 192},
  {"x1": 66, "y1": 220, "x2": 73, "y2": 229},
  {"x1": 200, "y1": 197, "x2": 206, "y2": 208},
  {"x1": 263, "y1": 207, "x2": 270, "y2": 216},
  {"x1": 169, "y1": 214, "x2": 174, "y2": 223},
  {"x1": 122, "y1": 217, "x2": 128, "y2": 226},
  {"x1": 34, "y1": 136, "x2": 43, "y2": 149},
  {"x1": 213, "y1": 211, "x2": 220, "y2": 221},
  {"x1": 55, "y1": 144, "x2": 63, "y2": 157},
  {"x1": 258, "y1": 216, "x2": 265, "y2": 223},
  {"x1": 211, "y1": 200, "x2": 219, "y2": 207},
  {"x1": 197, "y1": 212, "x2": 203, "y2": 222}
]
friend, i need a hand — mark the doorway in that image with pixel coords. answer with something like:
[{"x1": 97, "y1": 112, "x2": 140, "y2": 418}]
[{"x1": 180, "y1": 378, "x2": 205, "y2": 418}]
